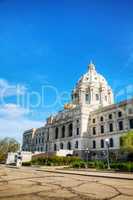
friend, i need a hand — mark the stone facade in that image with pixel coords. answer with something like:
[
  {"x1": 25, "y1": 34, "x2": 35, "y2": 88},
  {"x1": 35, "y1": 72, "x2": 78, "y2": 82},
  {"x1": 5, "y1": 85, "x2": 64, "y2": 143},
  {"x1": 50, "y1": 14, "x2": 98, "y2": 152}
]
[{"x1": 22, "y1": 62, "x2": 133, "y2": 159}]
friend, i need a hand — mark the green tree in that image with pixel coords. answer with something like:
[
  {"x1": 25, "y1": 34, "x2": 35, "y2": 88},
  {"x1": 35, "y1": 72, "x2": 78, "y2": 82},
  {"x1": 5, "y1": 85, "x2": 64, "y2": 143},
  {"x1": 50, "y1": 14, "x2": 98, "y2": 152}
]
[
  {"x1": 120, "y1": 131, "x2": 133, "y2": 153},
  {"x1": 0, "y1": 137, "x2": 20, "y2": 163}
]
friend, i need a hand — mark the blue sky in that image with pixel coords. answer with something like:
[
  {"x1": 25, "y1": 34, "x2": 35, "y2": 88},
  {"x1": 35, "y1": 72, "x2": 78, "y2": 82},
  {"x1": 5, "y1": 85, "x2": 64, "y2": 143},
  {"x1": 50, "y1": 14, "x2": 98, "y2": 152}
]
[{"x1": 0, "y1": 0, "x2": 133, "y2": 141}]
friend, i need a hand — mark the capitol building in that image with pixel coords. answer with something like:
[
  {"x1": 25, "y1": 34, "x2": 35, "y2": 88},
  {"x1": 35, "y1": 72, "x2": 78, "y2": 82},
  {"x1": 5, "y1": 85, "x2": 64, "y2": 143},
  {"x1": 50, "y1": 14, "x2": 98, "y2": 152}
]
[{"x1": 22, "y1": 62, "x2": 133, "y2": 159}]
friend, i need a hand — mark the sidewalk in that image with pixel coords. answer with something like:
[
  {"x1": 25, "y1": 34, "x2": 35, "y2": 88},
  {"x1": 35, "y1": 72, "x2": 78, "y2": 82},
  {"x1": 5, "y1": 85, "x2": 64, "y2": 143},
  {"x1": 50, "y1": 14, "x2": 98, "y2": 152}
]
[
  {"x1": 38, "y1": 166, "x2": 133, "y2": 180},
  {"x1": 0, "y1": 165, "x2": 7, "y2": 176}
]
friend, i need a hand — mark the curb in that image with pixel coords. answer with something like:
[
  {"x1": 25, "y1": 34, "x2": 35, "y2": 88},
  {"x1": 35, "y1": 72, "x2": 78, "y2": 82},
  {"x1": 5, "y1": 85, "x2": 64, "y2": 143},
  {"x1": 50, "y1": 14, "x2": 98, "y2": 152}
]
[{"x1": 37, "y1": 169, "x2": 133, "y2": 181}]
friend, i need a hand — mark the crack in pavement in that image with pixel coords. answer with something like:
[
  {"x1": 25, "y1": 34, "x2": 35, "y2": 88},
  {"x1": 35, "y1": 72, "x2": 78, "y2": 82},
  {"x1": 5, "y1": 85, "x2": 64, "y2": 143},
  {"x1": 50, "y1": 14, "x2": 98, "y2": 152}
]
[{"x1": 0, "y1": 168, "x2": 133, "y2": 200}]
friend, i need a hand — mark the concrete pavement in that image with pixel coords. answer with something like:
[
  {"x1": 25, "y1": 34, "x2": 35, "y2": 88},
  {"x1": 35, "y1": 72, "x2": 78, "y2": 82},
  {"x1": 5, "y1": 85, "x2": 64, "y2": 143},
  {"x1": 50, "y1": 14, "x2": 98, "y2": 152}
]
[
  {"x1": 0, "y1": 165, "x2": 133, "y2": 200},
  {"x1": 38, "y1": 166, "x2": 133, "y2": 180}
]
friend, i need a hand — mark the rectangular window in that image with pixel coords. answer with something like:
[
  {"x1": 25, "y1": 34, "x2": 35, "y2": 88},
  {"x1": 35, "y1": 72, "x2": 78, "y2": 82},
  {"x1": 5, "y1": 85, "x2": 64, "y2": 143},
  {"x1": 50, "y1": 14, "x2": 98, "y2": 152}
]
[
  {"x1": 93, "y1": 140, "x2": 96, "y2": 149},
  {"x1": 93, "y1": 127, "x2": 96, "y2": 135},
  {"x1": 109, "y1": 123, "x2": 113, "y2": 132},
  {"x1": 101, "y1": 125, "x2": 104, "y2": 134},
  {"x1": 42, "y1": 138, "x2": 44, "y2": 143},
  {"x1": 129, "y1": 119, "x2": 133, "y2": 129},
  {"x1": 119, "y1": 121, "x2": 123, "y2": 131},
  {"x1": 100, "y1": 116, "x2": 104, "y2": 122},
  {"x1": 101, "y1": 140, "x2": 104, "y2": 148},
  {"x1": 77, "y1": 128, "x2": 79, "y2": 135},
  {"x1": 118, "y1": 111, "x2": 122, "y2": 118},
  {"x1": 46, "y1": 144, "x2": 48, "y2": 152}
]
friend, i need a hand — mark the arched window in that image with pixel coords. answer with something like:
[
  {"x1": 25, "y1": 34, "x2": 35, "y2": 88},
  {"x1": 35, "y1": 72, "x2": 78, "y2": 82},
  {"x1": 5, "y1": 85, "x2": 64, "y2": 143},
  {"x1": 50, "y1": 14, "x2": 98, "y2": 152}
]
[
  {"x1": 60, "y1": 143, "x2": 64, "y2": 150},
  {"x1": 75, "y1": 141, "x2": 78, "y2": 149},
  {"x1": 55, "y1": 127, "x2": 59, "y2": 139},
  {"x1": 62, "y1": 126, "x2": 65, "y2": 138},
  {"x1": 101, "y1": 139, "x2": 104, "y2": 148},
  {"x1": 68, "y1": 123, "x2": 73, "y2": 137},
  {"x1": 109, "y1": 114, "x2": 113, "y2": 120},
  {"x1": 54, "y1": 144, "x2": 57, "y2": 151},
  {"x1": 93, "y1": 118, "x2": 96, "y2": 123},
  {"x1": 110, "y1": 138, "x2": 114, "y2": 148},
  {"x1": 118, "y1": 111, "x2": 122, "y2": 118},
  {"x1": 67, "y1": 142, "x2": 71, "y2": 150}
]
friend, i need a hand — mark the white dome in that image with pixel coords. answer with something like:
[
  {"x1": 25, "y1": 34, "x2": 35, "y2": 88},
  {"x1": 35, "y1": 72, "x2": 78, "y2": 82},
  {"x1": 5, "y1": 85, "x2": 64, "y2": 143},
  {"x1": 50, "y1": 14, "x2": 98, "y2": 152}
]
[
  {"x1": 71, "y1": 62, "x2": 114, "y2": 107},
  {"x1": 77, "y1": 63, "x2": 108, "y2": 89}
]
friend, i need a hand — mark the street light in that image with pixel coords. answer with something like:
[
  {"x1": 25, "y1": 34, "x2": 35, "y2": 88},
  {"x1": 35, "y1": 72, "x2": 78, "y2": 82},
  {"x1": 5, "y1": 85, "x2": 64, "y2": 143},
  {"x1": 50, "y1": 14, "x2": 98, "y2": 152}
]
[
  {"x1": 86, "y1": 148, "x2": 89, "y2": 162},
  {"x1": 105, "y1": 138, "x2": 111, "y2": 170},
  {"x1": 85, "y1": 148, "x2": 90, "y2": 162}
]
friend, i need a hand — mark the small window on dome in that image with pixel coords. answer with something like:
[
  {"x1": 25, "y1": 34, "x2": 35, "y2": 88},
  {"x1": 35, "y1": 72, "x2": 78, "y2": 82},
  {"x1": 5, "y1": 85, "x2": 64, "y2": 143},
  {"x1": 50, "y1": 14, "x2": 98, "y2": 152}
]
[
  {"x1": 105, "y1": 96, "x2": 107, "y2": 101},
  {"x1": 93, "y1": 118, "x2": 96, "y2": 123},
  {"x1": 96, "y1": 94, "x2": 99, "y2": 101},
  {"x1": 100, "y1": 116, "x2": 104, "y2": 122},
  {"x1": 85, "y1": 94, "x2": 90, "y2": 103},
  {"x1": 128, "y1": 108, "x2": 133, "y2": 114}
]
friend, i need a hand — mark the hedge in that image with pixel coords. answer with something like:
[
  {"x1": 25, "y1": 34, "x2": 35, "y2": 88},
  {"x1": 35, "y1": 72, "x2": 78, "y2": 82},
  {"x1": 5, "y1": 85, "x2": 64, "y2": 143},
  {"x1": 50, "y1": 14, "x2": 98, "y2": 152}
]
[
  {"x1": 71, "y1": 160, "x2": 133, "y2": 172},
  {"x1": 22, "y1": 161, "x2": 31, "y2": 166},
  {"x1": 31, "y1": 156, "x2": 81, "y2": 166},
  {"x1": 22, "y1": 156, "x2": 133, "y2": 172}
]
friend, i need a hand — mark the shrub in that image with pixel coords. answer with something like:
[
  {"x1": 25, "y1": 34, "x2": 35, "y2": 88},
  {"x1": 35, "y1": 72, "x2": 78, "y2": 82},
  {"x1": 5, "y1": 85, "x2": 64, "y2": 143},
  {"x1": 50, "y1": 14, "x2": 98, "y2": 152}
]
[
  {"x1": 94, "y1": 160, "x2": 107, "y2": 169},
  {"x1": 32, "y1": 157, "x2": 46, "y2": 165},
  {"x1": 31, "y1": 156, "x2": 81, "y2": 166},
  {"x1": 110, "y1": 162, "x2": 133, "y2": 172},
  {"x1": 71, "y1": 160, "x2": 86, "y2": 168},
  {"x1": 127, "y1": 153, "x2": 133, "y2": 161},
  {"x1": 87, "y1": 161, "x2": 95, "y2": 168},
  {"x1": 88, "y1": 161, "x2": 133, "y2": 172},
  {"x1": 22, "y1": 161, "x2": 31, "y2": 166}
]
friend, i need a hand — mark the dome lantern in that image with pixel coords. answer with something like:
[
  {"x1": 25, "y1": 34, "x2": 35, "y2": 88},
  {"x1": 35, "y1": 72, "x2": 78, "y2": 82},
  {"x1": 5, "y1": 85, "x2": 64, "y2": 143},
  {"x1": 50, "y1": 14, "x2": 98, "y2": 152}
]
[{"x1": 88, "y1": 60, "x2": 96, "y2": 71}]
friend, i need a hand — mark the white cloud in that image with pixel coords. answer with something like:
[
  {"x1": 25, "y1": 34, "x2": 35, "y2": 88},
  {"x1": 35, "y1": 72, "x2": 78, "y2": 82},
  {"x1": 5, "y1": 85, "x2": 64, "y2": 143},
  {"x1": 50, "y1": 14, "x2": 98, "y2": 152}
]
[
  {"x1": 0, "y1": 79, "x2": 44, "y2": 143},
  {"x1": 0, "y1": 103, "x2": 43, "y2": 142},
  {"x1": 0, "y1": 104, "x2": 29, "y2": 119},
  {"x1": 0, "y1": 78, "x2": 27, "y2": 98}
]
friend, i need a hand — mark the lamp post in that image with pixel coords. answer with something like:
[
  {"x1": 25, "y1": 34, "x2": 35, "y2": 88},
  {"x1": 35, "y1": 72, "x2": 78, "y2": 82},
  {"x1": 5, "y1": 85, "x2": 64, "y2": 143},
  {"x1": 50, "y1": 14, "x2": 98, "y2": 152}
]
[
  {"x1": 86, "y1": 148, "x2": 89, "y2": 162},
  {"x1": 85, "y1": 148, "x2": 90, "y2": 166},
  {"x1": 105, "y1": 138, "x2": 111, "y2": 170}
]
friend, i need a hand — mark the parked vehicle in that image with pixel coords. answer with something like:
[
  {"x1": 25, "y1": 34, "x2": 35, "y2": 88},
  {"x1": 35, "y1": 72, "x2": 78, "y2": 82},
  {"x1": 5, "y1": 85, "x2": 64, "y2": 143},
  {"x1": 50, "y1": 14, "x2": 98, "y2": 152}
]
[{"x1": 6, "y1": 151, "x2": 32, "y2": 165}]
